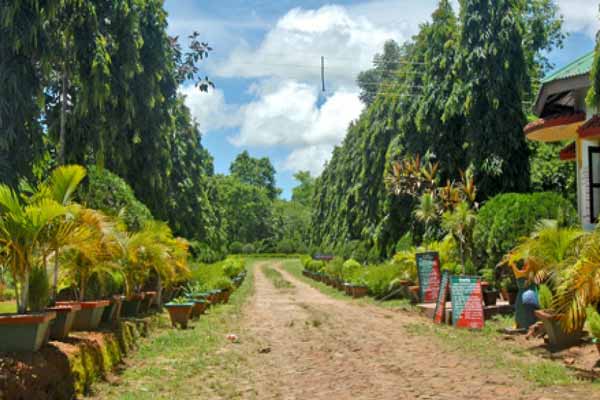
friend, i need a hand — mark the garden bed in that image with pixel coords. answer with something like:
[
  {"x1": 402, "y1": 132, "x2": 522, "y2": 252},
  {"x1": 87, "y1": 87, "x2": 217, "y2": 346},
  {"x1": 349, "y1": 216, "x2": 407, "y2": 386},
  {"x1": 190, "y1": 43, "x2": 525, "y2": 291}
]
[{"x1": 0, "y1": 316, "x2": 159, "y2": 400}]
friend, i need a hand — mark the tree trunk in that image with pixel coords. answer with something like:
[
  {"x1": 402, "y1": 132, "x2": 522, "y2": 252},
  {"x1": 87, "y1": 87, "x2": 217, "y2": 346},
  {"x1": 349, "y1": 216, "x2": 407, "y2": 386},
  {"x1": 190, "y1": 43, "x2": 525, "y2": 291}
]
[
  {"x1": 58, "y1": 66, "x2": 68, "y2": 166},
  {"x1": 52, "y1": 248, "x2": 59, "y2": 304},
  {"x1": 156, "y1": 276, "x2": 163, "y2": 308},
  {"x1": 18, "y1": 270, "x2": 29, "y2": 314}
]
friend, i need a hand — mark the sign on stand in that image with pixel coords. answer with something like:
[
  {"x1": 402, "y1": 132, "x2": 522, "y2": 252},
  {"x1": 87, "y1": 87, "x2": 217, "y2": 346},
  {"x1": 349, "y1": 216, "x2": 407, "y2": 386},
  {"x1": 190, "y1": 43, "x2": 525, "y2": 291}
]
[
  {"x1": 450, "y1": 276, "x2": 485, "y2": 329},
  {"x1": 433, "y1": 271, "x2": 450, "y2": 324},
  {"x1": 415, "y1": 252, "x2": 441, "y2": 303}
]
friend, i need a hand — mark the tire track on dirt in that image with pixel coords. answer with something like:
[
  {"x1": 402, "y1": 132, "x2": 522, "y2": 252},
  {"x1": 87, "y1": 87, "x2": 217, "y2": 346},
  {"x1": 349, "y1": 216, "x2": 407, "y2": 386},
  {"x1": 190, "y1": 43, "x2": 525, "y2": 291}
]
[{"x1": 238, "y1": 261, "x2": 599, "y2": 400}]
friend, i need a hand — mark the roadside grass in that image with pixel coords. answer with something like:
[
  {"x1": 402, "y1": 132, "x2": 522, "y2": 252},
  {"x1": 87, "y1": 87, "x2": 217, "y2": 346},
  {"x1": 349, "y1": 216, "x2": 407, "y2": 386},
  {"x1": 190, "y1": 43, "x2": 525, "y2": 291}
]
[
  {"x1": 0, "y1": 301, "x2": 16, "y2": 313},
  {"x1": 263, "y1": 266, "x2": 294, "y2": 289},
  {"x1": 90, "y1": 260, "x2": 258, "y2": 400},
  {"x1": 404, "y1": 317, "x2": 576, "y2": 387},
  {"x1": 282, "y1": 258, "x2": 416, "y2": 311},
  {"x1": 283, "y1": 257, "x2": 584, "y2": 388}
]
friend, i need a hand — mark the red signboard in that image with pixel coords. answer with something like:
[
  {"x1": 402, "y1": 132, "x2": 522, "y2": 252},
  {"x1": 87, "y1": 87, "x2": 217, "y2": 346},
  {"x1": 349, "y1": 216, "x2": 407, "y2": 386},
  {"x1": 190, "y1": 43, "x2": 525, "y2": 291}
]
[
  {"x1": 450, "y1": 276, "x2": 484, "y2": 330},
  {"x1": 416, "y1": 252, "x2": 441, "y2": 303}
]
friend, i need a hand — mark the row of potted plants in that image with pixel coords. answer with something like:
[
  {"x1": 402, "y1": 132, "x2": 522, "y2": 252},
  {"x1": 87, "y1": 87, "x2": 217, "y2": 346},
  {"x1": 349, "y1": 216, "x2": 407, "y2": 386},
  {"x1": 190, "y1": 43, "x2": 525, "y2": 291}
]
[
  {"x1": 164, "y1": 270, "x2": 246, "y2": 329},
  {"x1": 301, "y1": 258, "x2": 369, "y2": 299},
  {"x1": 0, "y1": 165, "x2": 194, "y2": 353}
]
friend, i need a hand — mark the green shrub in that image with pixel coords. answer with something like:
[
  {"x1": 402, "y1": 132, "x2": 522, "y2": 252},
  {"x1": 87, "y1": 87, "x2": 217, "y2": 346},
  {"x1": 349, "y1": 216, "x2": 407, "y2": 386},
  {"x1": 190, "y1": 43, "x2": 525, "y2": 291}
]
[
  {"x1": 306, "y1": 259, "x2": 325, "y2": 273},
  {"x1": 474, "y1": 192, "x2": 577, "y2": 268},
  {"x1": 324, "y1": 257, "x2": 344, "y2": 279},
  {"x1": 351, "y1": 242, "x2": 369, "y2": 263},
  {"x1": 190, "y1": 241, "x2": 226, "y2": 263},
  {"x1": 80, "y1": 166, "x2": 152, "y2": 231},
  {"x1": 229, "y1": 241, "x2": 244, "y2": 254},
  {"x1": 364, "y1": 263, "x2": 401, "y2": 297},
  {"x1": 300, "y1": 255, "x2": 312, "y2": 269},
  {"x1": 342, "y1": 259, "x2": 363, "y2": 282},
  {"x1": 222, "y1": 258, "x2": 245, "y2": 278},
  {"x1": 242, "y1": 243, "x2": 256, "y2": 254},
  {"x1": 275, "y1": 239, "x2": 297, "y2": 254}
]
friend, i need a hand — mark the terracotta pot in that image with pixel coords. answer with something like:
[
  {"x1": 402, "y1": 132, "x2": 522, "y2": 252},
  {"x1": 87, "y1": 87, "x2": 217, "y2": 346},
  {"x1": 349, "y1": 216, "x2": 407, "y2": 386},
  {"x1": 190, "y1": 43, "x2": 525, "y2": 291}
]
[
  {"x1": 0, "y1": 312, "x2": 56, "y2": 352},
  {"x1": 60, "y1": 300, "x2": 110, "y2": 331},
  {"x1": 534, "y1": 309, "x2": 583, "y2": 350},
  {"x1": 140, "y1": 291, "x2": 157, "y2": 314},
  {"x1": 408, "y1": 285, "x2": 421, "y2": 303},
  {"x1": 222, "y1": 289, "x2": 231, "y2": 303},
  {"x1": 121, "y1": 293, "x2": 145, "y2": 317},
  {"x1": 189, "y1": 299, "x2": 208, "y2": 319},
  {"x1": 482, "y1": 290, "x2": 498, "y2": 307},
  {"x1": 344, "y1": 283, "x2": 352, "y2": 296},
  {"x1": 101, "y1": 295, "x2": 124, "y2": 325},
  {"x1": 46, "y1": 303, "x2": 81, "y2": 340},
  {"x1": 165, "y1": 303, "x2": 193, "y2": 329},
  {"x1": 352, "y1": 286, "x2": 368, "y2": 298}
]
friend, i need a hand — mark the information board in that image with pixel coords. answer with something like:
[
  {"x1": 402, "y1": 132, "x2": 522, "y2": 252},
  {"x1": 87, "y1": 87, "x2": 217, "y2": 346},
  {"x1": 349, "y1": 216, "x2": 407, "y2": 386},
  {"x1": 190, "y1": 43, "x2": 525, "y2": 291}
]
[
  {"x1": 433, "y1": 271, "x2": 450, "y2": 324},
  {"x1": 415, "y1": 252, "x2": 441, "y2": 303},
  {"x1": 450, "y1": 276, "x2": 484, "y2": 329}
]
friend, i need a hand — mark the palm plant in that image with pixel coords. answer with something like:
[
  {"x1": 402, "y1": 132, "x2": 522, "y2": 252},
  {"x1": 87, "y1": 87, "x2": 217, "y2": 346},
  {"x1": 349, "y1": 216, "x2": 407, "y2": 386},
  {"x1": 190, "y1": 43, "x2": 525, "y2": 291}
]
[
  {"x1": 0, "y1": 185, "x2": 68, "y2": 314},
  {"x1": 552, "y1": 227, "x2": 600, "y2": 332},
  {"x1": 60, "y1": 208, "x2": 122, "y2": 301},
  {"x1": 442, "y1": 201, "x2": 477, "y2": 274}
]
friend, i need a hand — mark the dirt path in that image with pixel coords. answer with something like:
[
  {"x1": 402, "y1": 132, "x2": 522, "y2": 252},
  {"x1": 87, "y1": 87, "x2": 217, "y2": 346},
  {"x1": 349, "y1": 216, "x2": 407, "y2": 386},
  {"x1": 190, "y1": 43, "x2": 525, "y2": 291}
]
[{"x1": 235, "y1": 261, "x2": 600, "y2": 400}]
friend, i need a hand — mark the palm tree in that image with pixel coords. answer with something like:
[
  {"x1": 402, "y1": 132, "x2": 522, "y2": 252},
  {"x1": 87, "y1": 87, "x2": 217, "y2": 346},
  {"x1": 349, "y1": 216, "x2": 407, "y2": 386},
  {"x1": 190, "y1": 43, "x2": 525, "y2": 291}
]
[
  {"x1": 0, "y1": 186, "x2": 68, "y2": 314},
  {"x1": 414, "y1": 192, "x2": 440, "y2": 241},
  {"x1": 442, "y1": 201, "x2": 477, "y2": 273}
]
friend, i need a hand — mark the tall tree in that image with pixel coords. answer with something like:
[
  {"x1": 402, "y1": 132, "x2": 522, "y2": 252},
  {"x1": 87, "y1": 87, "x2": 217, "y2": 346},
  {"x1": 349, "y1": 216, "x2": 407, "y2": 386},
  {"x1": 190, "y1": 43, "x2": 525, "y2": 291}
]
[
  {"x1": 356, "y1": 40, "x2": 402, "y2": 106},
  {"x1": 230, "y1": 151, "x2": 280, "y2": 200},
  {"x1": 291, "y1": 171, "x2": 315, "y2": 207},
  {"x1": 446, "y1": 0, "x2": 530, "y2": 198}
]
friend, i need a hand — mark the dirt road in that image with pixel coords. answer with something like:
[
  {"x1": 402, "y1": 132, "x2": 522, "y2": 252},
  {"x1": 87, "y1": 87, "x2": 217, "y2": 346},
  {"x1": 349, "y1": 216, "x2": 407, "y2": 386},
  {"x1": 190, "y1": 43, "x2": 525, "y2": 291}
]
[{"x1": 236, "y1": 261, "x2": 599, "y2": 400}]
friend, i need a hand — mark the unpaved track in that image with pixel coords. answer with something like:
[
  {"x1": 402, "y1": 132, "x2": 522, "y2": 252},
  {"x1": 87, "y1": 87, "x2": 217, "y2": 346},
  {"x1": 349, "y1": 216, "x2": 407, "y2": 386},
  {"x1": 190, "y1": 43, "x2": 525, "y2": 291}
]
[{"x1": 237, "y1": 261, "x2": 599, "y2": 400}]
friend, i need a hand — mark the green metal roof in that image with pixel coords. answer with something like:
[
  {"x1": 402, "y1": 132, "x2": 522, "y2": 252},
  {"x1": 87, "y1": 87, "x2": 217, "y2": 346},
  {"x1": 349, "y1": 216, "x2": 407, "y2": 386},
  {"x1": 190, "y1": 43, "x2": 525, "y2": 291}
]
[{"x1": 541, "y1": 51, "x2": 594, "y2": 84}]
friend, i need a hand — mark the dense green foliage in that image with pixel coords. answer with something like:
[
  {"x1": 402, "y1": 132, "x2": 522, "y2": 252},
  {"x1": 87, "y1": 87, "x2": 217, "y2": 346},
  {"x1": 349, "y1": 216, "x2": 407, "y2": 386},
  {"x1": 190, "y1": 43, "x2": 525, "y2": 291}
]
[
  {"x1": 473, "y1": 192, "x2": 577, "y2": 268},
  {"x1": 311, "y1": 0, "x2": 567, "y2": 258},
  {"x1": 230, "y1": 151, "x2": 280, "y2": 200},
  {"x1": 529, "y1": 142, "x2": 577, "y2": 205}
]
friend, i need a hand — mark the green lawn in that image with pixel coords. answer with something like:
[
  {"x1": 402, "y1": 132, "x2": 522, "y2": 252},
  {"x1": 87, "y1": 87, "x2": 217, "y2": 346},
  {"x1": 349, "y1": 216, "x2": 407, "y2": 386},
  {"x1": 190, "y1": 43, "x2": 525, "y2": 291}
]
[
  {"x1": 91, "y1": 260, "x2": 257, "y2": 400},
  {"x1": 0, "y1": 301, "x2": 16, "y2": 314}
]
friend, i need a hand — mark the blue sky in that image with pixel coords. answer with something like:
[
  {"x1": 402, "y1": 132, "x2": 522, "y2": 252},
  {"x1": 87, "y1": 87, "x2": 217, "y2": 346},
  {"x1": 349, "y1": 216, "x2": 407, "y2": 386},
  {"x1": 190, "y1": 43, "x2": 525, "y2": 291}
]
[{"x1": 163, "y1": 0, "x2": 598, "y2": 199}]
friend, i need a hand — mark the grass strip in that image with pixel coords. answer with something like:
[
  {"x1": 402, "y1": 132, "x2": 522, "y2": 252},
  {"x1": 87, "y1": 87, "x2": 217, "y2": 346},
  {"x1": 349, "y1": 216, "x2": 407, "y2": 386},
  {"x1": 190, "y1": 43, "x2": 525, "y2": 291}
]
[
  {"x1": 263, "y1": 266, "x2": 294, "y2": 289},
  {"x1": 92, "y1": 260, "x2": 257, "y2": 400}
]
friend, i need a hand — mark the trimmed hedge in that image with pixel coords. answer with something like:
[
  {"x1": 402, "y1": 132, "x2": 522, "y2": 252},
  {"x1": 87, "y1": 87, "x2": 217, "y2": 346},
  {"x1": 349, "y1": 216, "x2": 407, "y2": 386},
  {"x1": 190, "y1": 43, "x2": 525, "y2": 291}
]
[{"x1": 473, "y1": 192, "x2": 577, "y2": 268}]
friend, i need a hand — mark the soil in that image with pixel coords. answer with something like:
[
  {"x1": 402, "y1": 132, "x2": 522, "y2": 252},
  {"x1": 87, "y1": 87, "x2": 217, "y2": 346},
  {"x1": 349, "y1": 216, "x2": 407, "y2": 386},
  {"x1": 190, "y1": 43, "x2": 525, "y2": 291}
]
[{"x1": 232, "y1": 262, "x2": 600, "y2": 400}]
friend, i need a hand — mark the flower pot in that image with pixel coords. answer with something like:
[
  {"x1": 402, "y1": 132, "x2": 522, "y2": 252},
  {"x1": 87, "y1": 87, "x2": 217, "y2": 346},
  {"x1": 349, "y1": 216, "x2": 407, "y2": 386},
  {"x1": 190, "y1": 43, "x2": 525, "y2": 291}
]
[
  {"x1": 344, "y1": 283, "x2": 352, "y2": 296},
  {"x1": 222, "y1": 289, "x2": 231, "y2": 303},
  {"x1": 121, "y1": 293, "x2": 145, "y2": 317},
  {"x1": 101, "y1": 295, "x2": 124, "y2": 325},
  {"x1": 483, "y1": 289, "x2": 498, "y2": 307},
  {"x1": 188, "y1": 299, "x2": 208, "y2": 319},
  {"x1": 140, "y1": 291, "x2": 157, "y2": 314},
  {"x1": 408, "y1": 285, "x2": 421, "y2": 303},
  {"x1": 352, "y1": 286, "x2": 368, "y2": 298},
  {"x1": 501, "y1": 288, "x2": 518, "y2": 305},
  {"x1": 46, "y1": 303, "x2": 81, "y2": 340},
  {"x1": 63, "y1": 300, "x2": 110, "y2": 331},
  {"x1": 165, "y1": 303, "x2": 193, "y2": 329},
  {"x1": 534, "y1": 309, "x2": 584, "y2": 350},
  {"x1": 0, "y1": 312, "x2": 56, "y2": 352}
]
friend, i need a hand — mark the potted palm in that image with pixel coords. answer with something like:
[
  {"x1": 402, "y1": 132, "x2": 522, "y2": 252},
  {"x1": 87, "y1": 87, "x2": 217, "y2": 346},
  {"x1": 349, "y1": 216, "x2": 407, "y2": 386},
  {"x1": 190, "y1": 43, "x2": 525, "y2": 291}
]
[
  {"x1": 165, "y1": 297, "x2": 194, "y2": 329},
  {"x1": 480, "y1": 268, "x2": 499, "y2": 306},
  {"x1": 586, "y1": 307, "x2": 600, "y2": 356},
  {"x1": 534, "y1": 284, "x2": 583, "y2": 350},
  {"x1": 0, "y1": 183, "x2": 67, "y2": 351}
]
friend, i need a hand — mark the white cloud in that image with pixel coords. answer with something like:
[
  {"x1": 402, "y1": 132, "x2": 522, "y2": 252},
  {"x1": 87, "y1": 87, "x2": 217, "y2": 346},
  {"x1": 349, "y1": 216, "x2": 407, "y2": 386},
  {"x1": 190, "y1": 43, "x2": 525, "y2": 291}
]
[
  {"x1": 230, "y1": 80, "x2": 363, "y2": 174},
  {"x1": 557, "y1": 0, "x2": 600, "y2": 39},
  {"x1": 215, "y1": 5, "x2": 408, "y2": 88},
  {"x1": 283, "y1": 144, "x2": 336, "y2": 176},
  {"x1": 180, "y1": 85, "x2": 240, "y2": 132}
]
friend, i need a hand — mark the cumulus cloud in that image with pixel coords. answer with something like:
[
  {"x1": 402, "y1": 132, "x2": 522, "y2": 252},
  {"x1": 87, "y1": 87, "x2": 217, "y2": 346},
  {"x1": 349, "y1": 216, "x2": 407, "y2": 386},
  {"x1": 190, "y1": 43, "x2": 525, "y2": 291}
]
[
  {"x1": 215, "y1": 5, "x2": 407, "y2": 88},
  {"x1": 180, "y1": 85, "x2": 240, "y2": 132},
  {"x1": 557, "y1": 0, "x2": 600, "y2": 39},
  {"x1": 283, "y1": 144, "x2": 336, "y2": 176}
]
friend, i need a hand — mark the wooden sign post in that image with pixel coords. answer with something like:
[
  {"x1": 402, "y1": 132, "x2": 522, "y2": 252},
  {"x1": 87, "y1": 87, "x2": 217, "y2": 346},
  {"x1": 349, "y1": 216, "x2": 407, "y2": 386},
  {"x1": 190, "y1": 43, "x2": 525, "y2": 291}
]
[
  {"x1": 450, "y1": 276, "x2": 485, "y2": 329},
  {"x1": 415, "y1": 252, "x2": 441, "y2": 303},
  {"x1": 433, "y1": 271, "x2": 450, "y2": 324}
]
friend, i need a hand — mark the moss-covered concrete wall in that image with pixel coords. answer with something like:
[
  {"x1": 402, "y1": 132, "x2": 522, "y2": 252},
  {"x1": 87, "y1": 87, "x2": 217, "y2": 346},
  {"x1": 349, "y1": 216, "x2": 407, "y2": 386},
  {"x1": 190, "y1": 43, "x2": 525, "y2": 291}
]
[{"x1": 0, "y1": 317, "x2": 156, "y2": 400}]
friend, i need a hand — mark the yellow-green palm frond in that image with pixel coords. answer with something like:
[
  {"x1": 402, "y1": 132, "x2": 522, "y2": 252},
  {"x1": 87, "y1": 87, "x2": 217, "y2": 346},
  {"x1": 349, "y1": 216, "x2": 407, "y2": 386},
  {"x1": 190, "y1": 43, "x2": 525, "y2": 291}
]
[{"x1": 49, "y1": 165, "x2": 86, "y2": 205}]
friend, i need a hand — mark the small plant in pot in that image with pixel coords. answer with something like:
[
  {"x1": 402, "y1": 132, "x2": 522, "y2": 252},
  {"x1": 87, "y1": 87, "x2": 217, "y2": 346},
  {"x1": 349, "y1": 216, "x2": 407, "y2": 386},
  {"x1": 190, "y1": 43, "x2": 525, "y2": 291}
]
[
  {"x1": 480, "y1": 268, "x2": 499, "y2": 307},
  {"x1": 183, "y1": 282, "x2": 209, "y2": 318},
  {"x1": 500, "y1": 276, "x2": 518, "y2": 305},
  {"x1": 350, "y1": 278, "x2": 368, "y2": 299},
  {"x1": 165, "y1": 297, "x2": 194, "y2": 329},
  {"x1": 534, "y1": 284, "x2": 583, "y2": 350}
]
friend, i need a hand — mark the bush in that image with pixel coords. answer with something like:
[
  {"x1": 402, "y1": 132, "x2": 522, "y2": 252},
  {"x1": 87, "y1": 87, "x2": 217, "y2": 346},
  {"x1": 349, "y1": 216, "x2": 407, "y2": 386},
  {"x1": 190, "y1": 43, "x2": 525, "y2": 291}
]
[
  {"x1": 324, "y1": 257, "x2": 344, "y2": 279},
  {"x1": 242, "y1": 243, "x2": 255, "y2": 254},
  {"x1": 342, "y1": 259, "x2": 362, "y2": 282},
  {"x1": 306, "y1": 259, "x2": 325, "y2": 273},
  {"x1": 190, "y1": 241, "x2": 226, "y2": 263},
  {"x1": 300, "y1": 255, "x2": 312, "y2": 269},
  {"x1": 474, "y1": 192, "x2": 577, "y2": 268},
  {"x1": 275, "y1": 238, "x2": 297, "y2": 254},
  {"x1": 222, "y1": 258, "x2": 245, "y2": 278},
  {"x1": 229, "y1": 241, "x2": 244, "y2": 254},
  {"x1": 80, "y1": 166, "x2": 153, "y2": 231},
  {"x1": 364, "y1": 263, "x2": 402, "y2": 298}
]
